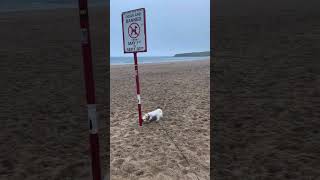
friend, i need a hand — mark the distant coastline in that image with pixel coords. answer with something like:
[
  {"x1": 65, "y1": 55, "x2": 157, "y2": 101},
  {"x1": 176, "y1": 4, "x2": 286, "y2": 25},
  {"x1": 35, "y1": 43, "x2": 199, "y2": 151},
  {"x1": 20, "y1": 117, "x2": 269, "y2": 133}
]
[{"x1": 174, "y1": 51, "x2": 210, "y2": 57}]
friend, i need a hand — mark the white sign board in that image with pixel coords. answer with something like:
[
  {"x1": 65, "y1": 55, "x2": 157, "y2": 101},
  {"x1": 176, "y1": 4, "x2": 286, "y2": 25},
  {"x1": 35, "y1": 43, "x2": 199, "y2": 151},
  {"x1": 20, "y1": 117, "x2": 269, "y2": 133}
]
[{"x1": 122, "y1": 8, "x2": 147, "y2": 53}]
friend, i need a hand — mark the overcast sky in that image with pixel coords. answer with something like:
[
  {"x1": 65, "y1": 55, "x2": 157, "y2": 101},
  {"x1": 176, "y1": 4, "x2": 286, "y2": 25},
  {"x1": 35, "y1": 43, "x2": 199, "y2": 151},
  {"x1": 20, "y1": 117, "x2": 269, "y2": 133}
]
[{"x1": 110, "y1": 0, "x2": 210, "y2": 57}]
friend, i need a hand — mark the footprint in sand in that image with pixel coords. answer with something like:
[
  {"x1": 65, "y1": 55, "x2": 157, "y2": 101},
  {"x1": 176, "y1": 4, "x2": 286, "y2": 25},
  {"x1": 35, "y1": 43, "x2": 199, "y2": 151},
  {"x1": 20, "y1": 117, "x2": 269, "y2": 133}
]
[
  {"x1": 121, "y1": 162, "x2": 139, "y2": 174},
  {"x1": 135, "y1": 170, "x2": 144, "y2": 176},
  {"x1": 112, "y1": 158, "x2": 125, "y2": 168},
  {"x1": 178, "y1": 159, "x2": 189, "y2": 168}
]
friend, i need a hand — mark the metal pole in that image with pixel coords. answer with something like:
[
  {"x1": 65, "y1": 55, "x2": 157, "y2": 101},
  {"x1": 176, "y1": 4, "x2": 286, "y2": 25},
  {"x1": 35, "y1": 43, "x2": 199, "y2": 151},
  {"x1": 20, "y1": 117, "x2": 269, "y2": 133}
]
[
  {"x1": 133, "y1": 52, "x2": 143, "y2": 126},
  {"x1": 78, "y1": 0, "x2": 101, "y2": 179}
]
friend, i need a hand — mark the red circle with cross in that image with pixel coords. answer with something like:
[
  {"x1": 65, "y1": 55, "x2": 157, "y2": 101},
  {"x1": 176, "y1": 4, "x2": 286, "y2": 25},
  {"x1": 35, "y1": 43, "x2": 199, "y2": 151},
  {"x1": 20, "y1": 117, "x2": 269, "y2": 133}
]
[{"x1": 128, "y1": 23, "x2": 140, "y2": 38}]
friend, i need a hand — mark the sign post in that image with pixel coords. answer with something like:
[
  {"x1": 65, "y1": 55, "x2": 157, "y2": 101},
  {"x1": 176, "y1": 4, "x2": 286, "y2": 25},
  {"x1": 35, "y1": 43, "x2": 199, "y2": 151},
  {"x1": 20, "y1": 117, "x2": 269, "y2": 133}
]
[
  {"x1": 122, "y1": 8, "x2": 147, "y2": 126},
  {"x1": 78, "y1": 0, "x2": 101, "y2": 180}
]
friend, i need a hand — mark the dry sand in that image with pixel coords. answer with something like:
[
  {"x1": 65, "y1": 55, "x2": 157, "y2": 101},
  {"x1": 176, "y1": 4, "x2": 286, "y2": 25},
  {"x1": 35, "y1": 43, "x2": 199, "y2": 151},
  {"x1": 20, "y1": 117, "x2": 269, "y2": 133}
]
[
  {"x1": 110, "y1": 60, "x2": 210, "y2": 180},
  {"x1": 0, "y1": 7, "x2": 109, "y2": 179}
]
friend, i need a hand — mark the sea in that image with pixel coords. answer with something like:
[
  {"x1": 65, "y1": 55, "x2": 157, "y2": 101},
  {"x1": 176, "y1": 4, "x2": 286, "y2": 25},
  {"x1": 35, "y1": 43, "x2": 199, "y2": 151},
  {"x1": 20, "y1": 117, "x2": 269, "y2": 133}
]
[
  {"x1": 110, "y1": 56, "x2": 209, "y2": 65},
  {"x1": 0, "y1": 0, "x2": 107, "y2": 12}
]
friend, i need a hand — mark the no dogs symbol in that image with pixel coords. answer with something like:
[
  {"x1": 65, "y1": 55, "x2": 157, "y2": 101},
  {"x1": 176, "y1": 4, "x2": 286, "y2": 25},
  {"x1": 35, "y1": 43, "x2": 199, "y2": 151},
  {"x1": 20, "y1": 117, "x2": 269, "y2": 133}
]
[{"x1": 128, "y1": 23, "x2": 140, "y2": 38}]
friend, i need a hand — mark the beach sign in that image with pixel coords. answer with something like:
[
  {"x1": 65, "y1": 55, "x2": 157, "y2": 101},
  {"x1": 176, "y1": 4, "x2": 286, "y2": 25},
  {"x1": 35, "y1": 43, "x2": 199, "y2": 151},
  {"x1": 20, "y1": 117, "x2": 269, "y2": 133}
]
[
  {"x1": 122, "y1": 8, "x2": 147, "y2": 126},
  {"x1": 122, "y1": 8, "x2": 147, "y2": 53}
]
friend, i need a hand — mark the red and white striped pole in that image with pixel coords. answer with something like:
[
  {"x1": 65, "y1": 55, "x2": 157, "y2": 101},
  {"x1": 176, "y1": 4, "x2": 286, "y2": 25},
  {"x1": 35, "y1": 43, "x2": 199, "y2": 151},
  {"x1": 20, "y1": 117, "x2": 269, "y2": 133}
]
[
  {"x1": 78, "y1": 0, "x2": 101, "y2": 180},
  {"x1": 133, "y1": 52, "x2": 143, "y2": 126}
]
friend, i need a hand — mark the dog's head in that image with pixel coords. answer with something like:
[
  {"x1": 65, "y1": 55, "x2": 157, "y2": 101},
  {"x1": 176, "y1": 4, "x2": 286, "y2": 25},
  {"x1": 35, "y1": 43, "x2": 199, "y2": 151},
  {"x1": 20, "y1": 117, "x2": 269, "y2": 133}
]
[{"x1": 142, "y1": 113, "x2": 150, "y2": 122}]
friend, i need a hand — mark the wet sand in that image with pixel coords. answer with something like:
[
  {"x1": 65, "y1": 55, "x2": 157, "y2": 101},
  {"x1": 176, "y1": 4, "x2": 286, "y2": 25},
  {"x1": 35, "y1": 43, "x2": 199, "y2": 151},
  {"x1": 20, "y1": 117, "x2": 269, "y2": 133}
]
[{"x1": 110, "y1": 60, "x2": 210, "y2": 180}]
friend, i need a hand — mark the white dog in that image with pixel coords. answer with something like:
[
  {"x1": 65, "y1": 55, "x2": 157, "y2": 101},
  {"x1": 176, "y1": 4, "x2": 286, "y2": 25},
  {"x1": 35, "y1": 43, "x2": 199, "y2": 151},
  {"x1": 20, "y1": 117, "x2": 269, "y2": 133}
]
[{"x1": 142, "y1": 108, "x2": 163, "y2": 123}]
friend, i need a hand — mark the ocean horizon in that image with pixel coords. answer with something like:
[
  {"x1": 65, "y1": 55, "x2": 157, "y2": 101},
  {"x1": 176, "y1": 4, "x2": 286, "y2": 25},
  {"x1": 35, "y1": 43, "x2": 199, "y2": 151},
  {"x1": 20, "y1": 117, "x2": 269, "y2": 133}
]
[{"x1": 110, "y1": 56, "x2": 209, "y2": 65}]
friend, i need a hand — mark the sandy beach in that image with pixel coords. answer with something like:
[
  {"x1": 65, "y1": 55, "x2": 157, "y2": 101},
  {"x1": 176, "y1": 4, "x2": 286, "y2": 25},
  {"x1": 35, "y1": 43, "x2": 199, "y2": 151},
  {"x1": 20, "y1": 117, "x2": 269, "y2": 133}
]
[
  {"x1": 0, "y1": 7, "x2": 109, "y2": 179},
  {"x1": 110, "y1": 60, "x2": 210, "y2": 180}
]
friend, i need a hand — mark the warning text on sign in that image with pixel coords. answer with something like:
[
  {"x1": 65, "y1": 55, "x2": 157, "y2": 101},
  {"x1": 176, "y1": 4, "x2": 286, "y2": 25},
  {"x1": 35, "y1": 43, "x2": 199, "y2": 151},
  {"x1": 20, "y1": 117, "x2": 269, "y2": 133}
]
[{"x1": 122, "y1": 8, "x2": 147, "y2": 53}]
